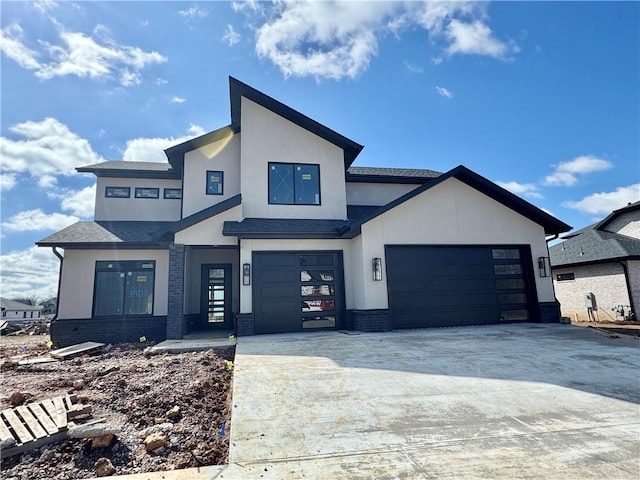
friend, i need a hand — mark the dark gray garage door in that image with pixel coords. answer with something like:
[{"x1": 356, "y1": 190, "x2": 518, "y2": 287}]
[
  {"x1": 385, "y1": 245, "x2": 536, "y2": 329},
  {"x1": 253, "y1": 251, "x2": 345, "y2": 334}
]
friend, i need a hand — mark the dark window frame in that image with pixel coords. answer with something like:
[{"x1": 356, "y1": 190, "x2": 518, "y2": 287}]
[
  {"x1": 556, "y1": 273, "x2": 575, "y2": 281},
  {"x1": 163, "y1": 188, "x2": 182, "y2": 199},
  {"x1": 93, "y1": 261, "x2": 156, "y2": 317},
  {"x1": 206, "y1": 170, "x2": 224, "y2": 196},
  {"x1": 134, "y1": 187, "x2": 160, "y2": 199},
  {"x1": 105, "y1": 186, "x2": 131, "y2": 198},
  {"x1": 268, "y1": 162, "x2": 321, "y2": 206}
]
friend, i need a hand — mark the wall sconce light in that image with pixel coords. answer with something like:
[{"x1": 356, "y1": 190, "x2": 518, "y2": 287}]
[
  {"x1": 242, "y1": 263, "x2": 251, "y2": 286},
  {"x1": 372, "y1": 257, "x2": 383, "y2": 281},
  {"x1": 538, "y1": 257, "x2": 550, "y2": 277}
]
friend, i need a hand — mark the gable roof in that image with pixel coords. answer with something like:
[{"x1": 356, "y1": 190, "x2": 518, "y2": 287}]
[
  {"x1": 36, "y1": 221, "x2": 173, "y2": 248},
  {"x1": 593, "y1": 200, "x2": 640, "y2": 232},
  {"x1": 1, "y1": 298, "x2": 42, "y2": 312},
  {"x1": 346, "y1": 166, "x2": 441, "y2": 184},
  {"x1": 76, "y1": 161, "x2": 180, "y2": 179},
  {"x1": 229, "y1": 77, "x2": 364, "y2": 169},
  {"x1": 549, "y1": 229, "x2": 640, "y2": 267},
  {"x1": 344, "y1": 165, "x2": 571, "y2": 237}
]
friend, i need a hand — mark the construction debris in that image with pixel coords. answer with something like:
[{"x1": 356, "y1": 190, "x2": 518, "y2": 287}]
[{"x1": 49, "y1": 342, "x2": 106, "y2": 360}]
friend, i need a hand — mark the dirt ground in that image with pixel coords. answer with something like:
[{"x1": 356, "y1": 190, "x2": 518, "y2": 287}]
[
  {"x1": 0, "y1": 334, "x2": 234, "y2": 479},
  {"x1": 571, "y1": 320, "x2": 640, "y2": 338}
]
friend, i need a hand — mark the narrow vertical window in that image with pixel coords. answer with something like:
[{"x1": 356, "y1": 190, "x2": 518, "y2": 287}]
[{"x1": 206, "y1": 171, "x2": 224, "y2": 195}]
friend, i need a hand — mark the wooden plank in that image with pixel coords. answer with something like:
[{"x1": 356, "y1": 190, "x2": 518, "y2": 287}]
[
  {"x1": 2, "y1": 409, "x2": 33, "y2": 444},
  {"x1": 52, "y1": 397, "x2": 67, "y2": 428},
  {"x1": 0, "y1": 430, "x2": 68, "y2": 459},
  {"x1": 41, "y1": 399, "x2": 57, "y2": 426},
  {"x1": 15, "y1": 406, "x2": 47, "y2": 439},
  {"x1": 49, "y1": 341, "x2": 105, "y2": 360},
  {"x1": 0, "y1": 417, "x2": 16, "y2": 447},
  {"x1": 18, "y1": 356, "x2": 58, "y2": 366},
  {"x1": 27, "y1": 403, "x2": 58, "y2": 435},
  {"x1": 67, "y1": 404, "x2": 92, "y2": 419}
]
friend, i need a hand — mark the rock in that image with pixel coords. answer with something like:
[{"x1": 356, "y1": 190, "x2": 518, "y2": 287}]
[
  {"x1": 151, "y1": 446, "x2": 166, "y2": 455},
  {"x1": 144, "y1": 432, "x2": 167, "y2": 452},
  {"x1": 166, "y1": 405, "x2": 180, "y2": 419},
  {"x1": 73, "y1": 380, "x2": 85, "y2": 389},
  {"x1": 94, "y1": 457, "x2": 116, "y2": 477},
  {"x1": 68, "y1": 422, "x2": 119, "y2": 439},
  {"x1": 91, "y1": 434, "x2": 115, "y2": 449},
  {"x1": 8, "y1": 391, "x2": 25, "y2": 406},
  {"x1": 154, "y1": 417, "x2": 166, "y2": 424}
]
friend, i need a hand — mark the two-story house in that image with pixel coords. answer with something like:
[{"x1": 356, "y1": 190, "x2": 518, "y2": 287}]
[{"x1": 37, "y1": 77, "x2": 571, "y2": 346}]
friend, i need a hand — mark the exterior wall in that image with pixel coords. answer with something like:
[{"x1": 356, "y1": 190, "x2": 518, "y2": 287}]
[
  {"x1": 181, "y1": 131, "x2": 241, "y2": 217},
  {"x1": 240, "y1": 97, "x2": 348, "y2": 220},
  {"x1": 184, "y1": 247, "x2": 239, "y2": 316},
  {"x1": 174, "y1": 205, "x2": 242, "y2": 246},
  {"x1": 627, "y1": 260, "x2": 640, "y2": 318},
  {"x1": 346, "y1": 182, "x2": 418, "y2": 206},
  {"x1": 354, "y1": 177, "x2": 554, "y2": 310},
  {"x1": 603, "y1": 210, "x2": 640, "y2": 238},
  {"x1": 57, "y1": 249, "x2": 169, "y2": 319},
  {"x1": 239, "y1": 239, "x2": 352, "y2": 313},
  {"x1": 552, "y1": 263, "x2": 631, "y2": 321},
  {"x1": 2, "y1": 309, "x2": 41, "y2": 320},
  {"x1": 94, "y1": 177, "x2": 182, "y2": 221}
]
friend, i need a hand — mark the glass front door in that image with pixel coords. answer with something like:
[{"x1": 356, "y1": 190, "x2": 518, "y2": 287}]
[{"x1": 200, "y1": 264, "x2": 231, "y2": 329}]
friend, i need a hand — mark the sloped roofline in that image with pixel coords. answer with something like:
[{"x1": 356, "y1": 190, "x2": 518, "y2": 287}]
[
  {"x1": 594, "y1": 200, "x2": 640, "y2": 231},
  {"x1": 345, "y1": 165, "x2": 572, "y2": 237}
]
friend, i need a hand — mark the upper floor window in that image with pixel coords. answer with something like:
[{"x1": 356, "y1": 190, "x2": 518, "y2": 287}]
[
  {"x1": 135, "y1": 187, "x2": 159, "y2": 199},
  {"x1": 105, "y1": 186, "x2": 130, "y2": 198},
  {"x1": 164, "y1": 188, "x2": 182, "y2": 199},
  {"x1": 269, "y1": 163, "x2": 320, "y2": 205},
  {"x1": 206, "y1": 171, "x2": 224, "y2": 195}
]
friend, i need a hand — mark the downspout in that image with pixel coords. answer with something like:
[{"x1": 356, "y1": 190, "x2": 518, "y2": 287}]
[
  {"x1": 616, "y1": 260, "x2": 636, "y2": 319},
  {"x1": 51, "y1": 247, "x2": 64, "y2": 323}
]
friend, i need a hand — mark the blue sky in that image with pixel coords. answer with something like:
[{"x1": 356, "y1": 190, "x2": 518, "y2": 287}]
[{"x1": 1, "y1": 1, "x2": 638, "y2": 299}]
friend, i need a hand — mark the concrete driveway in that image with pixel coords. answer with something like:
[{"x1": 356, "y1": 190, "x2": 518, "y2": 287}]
[{"x1": 229, "y1": 324, "x2": 640, "y2": 479}]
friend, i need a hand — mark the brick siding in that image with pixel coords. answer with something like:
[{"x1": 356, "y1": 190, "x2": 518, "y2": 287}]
[
  {"x1": 347, "y1": 309, "x2": 392, "y2": 332},
  {"x1": 50, "y1": 316, "x2": 166, "y2": 347},
  {"x1": 167, "y1": 244, "x2": 186, "y2": 339}
]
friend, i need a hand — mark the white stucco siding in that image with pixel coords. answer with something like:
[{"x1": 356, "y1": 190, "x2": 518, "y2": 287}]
[
  {"x1": 354, "y1": 177, "x2": 555, "y2": 310},
  {"x1": 603, "y1": 211, "x2": 640, "y2": 239},
  {"x1": 94, "y1": 178, "x2": 182, "y2": 221},
  {"x1": 174, "y1": 205, "x2": 242, "y2": 246},
  {"x1": 346, "y1": 182, "x2": 419, "y2": 206},
  {"x1": 181, "y1": 131, "x2": 241, "y2": 217},
  {"x1": 58, "y1": 249, "x2": 169, "y2": 319},
  {"x1": 240, "y1": 97, "x2": 347, "y2": 220},
  {"x1": 553, "y1": 263, "x2": 631, "y2": 321},
  {"x1": 239, "y1": 239, "x2": 352, "y2": 313}
]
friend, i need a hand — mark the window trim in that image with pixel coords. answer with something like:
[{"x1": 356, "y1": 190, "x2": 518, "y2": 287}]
[
  {"x1": 163, "y1": 188, "x2": 182, "y2": 199},
  {"x1": 268, "y1": 162, "x2": 321, "y2": 206},
  {"x1": 206, "y1": 170, "x2": 224, "y2": 196},
  {"x1": 105, "y1": 186, "x2": 131, "y2": 198},
  {"x1": 93, "y1": 261, "x2": 156, "y2": 317},
  {"x1": 134, "y1": 187, "x2": 160, "y2": 199}
]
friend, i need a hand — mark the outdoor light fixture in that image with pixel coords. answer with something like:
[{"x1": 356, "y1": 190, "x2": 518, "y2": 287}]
[
  {"x1": 538, "y1": 256, "x2": 550, "y2": 277},
  {"x1": 242, "y1": 263, "x2": 251, "y2": 286},
  {"x1": 372, "y1": 257, "x2": 383, "y2": 281}
]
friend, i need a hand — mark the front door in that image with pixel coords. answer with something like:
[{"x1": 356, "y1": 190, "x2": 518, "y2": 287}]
[{"x1": 200, "y1": 264, "x2": 232, "y2": 330}]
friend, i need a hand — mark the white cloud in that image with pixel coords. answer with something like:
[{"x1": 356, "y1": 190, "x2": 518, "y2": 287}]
[
  {"x1": 122, "y1": 124, "x2": 205, "y2": 162},
  {"x1": 243, "y1": 1, "x2": 515, "y2": 80},
  {"x1": 0, "y1": 246, "x2": 61, "y2": 300},
  {"x1": 496, "y1": 181, "x2": 543, "y2": 199},
  {"x1": 435, "y1": 86, "x2": 453, "y2": 99},
  {"x1": 179, "y1": 7, "x2": 208, "y2": 19},
  {"x1": 0, "y1": 117, "x2": 103, "y2": 187},
  {"x1": 544, "y1": 155, "x2": 613, "y2": 186},
  {"x1": 171, "y1": 96, "x2": 186, "y2": 104},
  {"x1": 1, "y1": 22, "x2": 166, "y2": 86},
  {"x1": 60, "y1": 184, "x2": 96, "y2": 217},
  {"x1": 445, "y1": 20, "x2": 518, "y2": 59},
  {"x1": 0, "y1": 173, "x2": 17, "y2": 192},
  {"x1": 404, "y1": 61, "x2": 423, "y2": 73},
  {"x1": 2, "y1": 209, "x2": 79, "y2": 232},
  {"x1": 562, "y1": 184, "x2": 640, "y2": 215},
  {"x1": 223, "y1": 25, "x2": 241, "y2": 46}
]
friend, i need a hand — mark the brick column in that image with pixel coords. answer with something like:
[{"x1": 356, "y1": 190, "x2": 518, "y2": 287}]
[{"x1": 167, "y1": 244, "x2": 185, "y2": 339}]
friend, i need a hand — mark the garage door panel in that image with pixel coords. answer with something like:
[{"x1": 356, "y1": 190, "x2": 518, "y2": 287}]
[{"x1": 386, "y1": 245, "x2": 534, "y2": 329}]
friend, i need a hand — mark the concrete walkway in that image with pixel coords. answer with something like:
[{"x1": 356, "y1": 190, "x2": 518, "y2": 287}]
[{"x1": 104, "y1": 324, "x2": 640, "y2": 479}]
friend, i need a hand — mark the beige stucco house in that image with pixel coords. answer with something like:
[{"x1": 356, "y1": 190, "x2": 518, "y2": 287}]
[
  {"x1": 37, "y1": 77, "x2": 571, "y2": 346},
  {"x1": 550, "y1": 201, "x2": 639, "y2": 322}
]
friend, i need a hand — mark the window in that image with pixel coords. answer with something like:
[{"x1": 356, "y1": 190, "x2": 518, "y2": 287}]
[
  {"x1": 557, "y1": 273, "x2": 575, "y2": 281},
  {"x1": 269, "y1": 163, "x2": 320, "y2": 205},
  {"x1": 164, "y1": 188, "x2": 182, "y2": 199},
  {"x1": 93, "y1": 261, "x2": 155, "y2": 316},
  {"x1": 206, "y1": 171, "x2": 224, "y2": 195},
  {"x1": 135, "y1": 187, "x2": 159, "y2": 199},
  {"x1": 105, "y1": 186, "x2": 130, "y2": 198}
]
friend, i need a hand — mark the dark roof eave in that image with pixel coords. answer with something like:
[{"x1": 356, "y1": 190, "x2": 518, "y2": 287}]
[
  {"x1": 229, "y1": 76, "x2": 363, "y2": 169},
  {"x1": 551, "y1": 255, "x2": 640, "y2": 268},
  {"x1": 164, "y1": 194, "x2": 242, "y2": 235},
  {"x1": 163, "y1": 125, "x2": 239, "y2": 166},
  {"x1": 35, "y1": 242, "x2": 171, "y2": 249},
  {"x1": 223, "y1": 232, "x2": 345, "y2": 240},
  {"x1": 345, "y1": 174, "x2": 432, "y2": 185}
]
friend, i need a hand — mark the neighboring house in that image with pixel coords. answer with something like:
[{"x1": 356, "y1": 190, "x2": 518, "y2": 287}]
[
  {"x1": 41, "y1": 297, "x2": 58, "y2": 316},
  {"x1": 37, "y1": 77, "x2": 571, "y2": 346},
  {"x1": 550, "y1": 201, "x2": 640, "y2": 322},
  {"x1": 0, "y1": 298, "x2": 43, "y2": 321}
]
